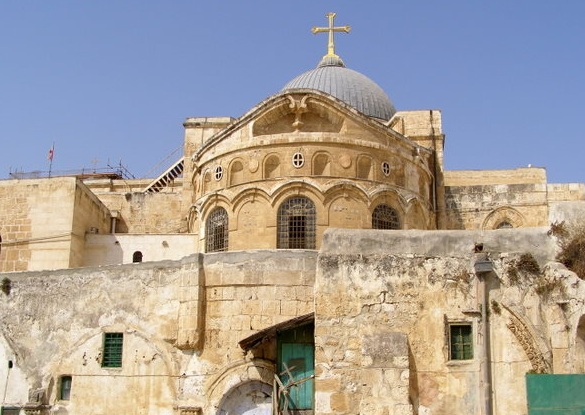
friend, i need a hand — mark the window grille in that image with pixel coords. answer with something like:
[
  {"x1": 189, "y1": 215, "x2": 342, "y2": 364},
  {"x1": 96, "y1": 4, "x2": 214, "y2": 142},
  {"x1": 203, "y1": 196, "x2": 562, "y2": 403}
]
[
  {"x1": 292, "y1": 153, "x2": 305, "y2": 168},
  {"x1": 449, "y1": 324, "x2": 473, "y2": 360},
  {"x1": 206, "y1": 207, "x2": 228, "y2": 252},
  {"x1": 277, "y1": 197, "x2": 316, "y2": 249},
  {"x1": 102, "y1": 332, "x2": 123, "y2": 368},
  {"x1": 372, "y1": 205, "x2": 400, "y2": 230},
  {"x1": 381, "y1": 161, "x2": 391, "y2": 176},
  {"x1": 214, "y1": 166, "x2": 223, "y2": 181}
]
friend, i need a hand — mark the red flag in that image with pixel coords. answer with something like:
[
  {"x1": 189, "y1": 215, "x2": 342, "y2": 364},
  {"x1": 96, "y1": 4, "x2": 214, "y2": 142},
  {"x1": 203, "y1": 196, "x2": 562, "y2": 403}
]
[{"x1": 47, "y1": 146, "x2": 54, "y2": 161}]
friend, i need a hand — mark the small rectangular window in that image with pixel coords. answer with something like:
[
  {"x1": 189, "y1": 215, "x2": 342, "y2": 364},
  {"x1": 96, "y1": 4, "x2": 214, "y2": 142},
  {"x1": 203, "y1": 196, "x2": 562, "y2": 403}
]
[
  {"x1": 449, "y1": 324, "x2": 473, "y2": 360},
  {"x1": 59, "y1": 375, "x2": 72, "y2": 400},
  {"x1": 102, "y1": 332, "x2": 123, "y2": 368}
]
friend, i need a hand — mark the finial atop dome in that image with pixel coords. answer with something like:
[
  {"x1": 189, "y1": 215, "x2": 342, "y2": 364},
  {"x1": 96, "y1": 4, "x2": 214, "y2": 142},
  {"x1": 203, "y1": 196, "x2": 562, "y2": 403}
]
[{"x1": 311, "y1": 12, "x2": 350, "y2": 67}]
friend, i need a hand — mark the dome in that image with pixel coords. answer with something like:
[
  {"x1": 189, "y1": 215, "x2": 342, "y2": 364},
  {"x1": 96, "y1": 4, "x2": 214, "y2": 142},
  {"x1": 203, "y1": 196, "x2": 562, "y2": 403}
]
[{"x1": 282, "y1": 56, "x2": 396, "y2": 120}]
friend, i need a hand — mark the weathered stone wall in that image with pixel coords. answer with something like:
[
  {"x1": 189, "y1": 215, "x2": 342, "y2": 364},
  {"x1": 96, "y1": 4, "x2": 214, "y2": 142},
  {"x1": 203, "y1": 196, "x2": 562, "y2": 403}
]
[
  {"x1": 443, "y1": 168, "x2": 555, "y2": 230},
  {"x1": 0, "y1": 259, "x2": 184, "y2": 414},
  {"x1": 445, "y1": 182, "x2": 548, "y2": 230},
  {"x1": 315, "y1": 228, "x2": 585, "y2": 415},
  {"x1": 549, "y1": 201, "x2": 585, "y2": 225},
  {"x1": 0, "y1": 250, "x2": 316, "y2": 414}
]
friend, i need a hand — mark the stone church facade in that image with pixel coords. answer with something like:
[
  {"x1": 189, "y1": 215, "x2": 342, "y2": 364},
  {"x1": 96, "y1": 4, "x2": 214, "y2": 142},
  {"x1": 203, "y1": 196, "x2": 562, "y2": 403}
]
[{"x1": 1, "y1": 14, "x2": 585, "y2": 415}]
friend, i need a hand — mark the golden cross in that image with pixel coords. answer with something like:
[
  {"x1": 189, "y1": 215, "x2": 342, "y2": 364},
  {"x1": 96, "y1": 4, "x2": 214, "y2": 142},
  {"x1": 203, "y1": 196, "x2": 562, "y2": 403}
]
[{"x1": 311, "y1": 12, "x2": 351, "y2": 58}]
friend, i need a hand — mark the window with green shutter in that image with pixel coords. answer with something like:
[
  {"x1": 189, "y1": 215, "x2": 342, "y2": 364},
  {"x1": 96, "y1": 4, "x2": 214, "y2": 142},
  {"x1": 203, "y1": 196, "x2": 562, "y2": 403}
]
[
  {"x1": 102, "y1": 332, "x2": 123, "y2": 368},
  {"x1": 450, "y1": 324, "x2": 473, "y2": 360}
]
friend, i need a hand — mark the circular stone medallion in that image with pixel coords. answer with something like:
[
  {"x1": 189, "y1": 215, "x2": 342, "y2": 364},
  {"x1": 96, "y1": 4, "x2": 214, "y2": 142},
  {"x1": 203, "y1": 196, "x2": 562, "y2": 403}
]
[{"x1": 339, "y1": 154, "x2": 352, "y2": 169}]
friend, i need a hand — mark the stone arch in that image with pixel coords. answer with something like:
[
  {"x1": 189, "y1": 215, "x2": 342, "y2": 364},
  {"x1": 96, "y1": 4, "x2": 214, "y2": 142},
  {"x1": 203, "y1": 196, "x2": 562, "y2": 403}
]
[
  {"x1": 370, "y1": 191, "x2": 407, "y2": 217},
  {"x1": 232, "y1": 189, "x2": 271, "y2": 226},
  {"x1": 230, "y1": 189, "x2": 271, "y2": 238},
  {"x1": 576, "y1": 315, "x2": 585, "y2": 373},
  {"x1": 264, "y1": 154, "x2": 281, "y2": 179},
  {"x1": 502, "y1": 304, "x2": 552, "y2": 373},
  {"x1": 312, "y1": 152, "x2": 331, "y2": 176},
  {"x1": 199, "y1": 194, "x2": 233, "y2": 221},
  {"x1": 229, "y1": 159, "x2": 245, "y2": 187},
  {"x1": 322, "y1": 181, "x2": 370, "y2": 205},
  {"x1": 216, "y1": 380, "x2": 272, "y2": 415},
  {"x1": 323, "y1": 184, "x2": 370, "y2": 229},
  {"x1": 404, "y1": 199, "x2": 431, "y2": 230},
  {"x1": 482, "y1": 206, "x2": 525, "y2": 230},
  {"x1": 206, "y1": 359, "x2": 275, "y2": 414},
  {"x1": 270, "y1": 181, "x2": 325, "y2": 209}
]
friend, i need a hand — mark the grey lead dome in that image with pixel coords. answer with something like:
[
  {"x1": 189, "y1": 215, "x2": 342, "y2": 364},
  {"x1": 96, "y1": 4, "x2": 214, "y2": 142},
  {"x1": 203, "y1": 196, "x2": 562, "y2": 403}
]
[{"x1": 282, "y1": 55, "x2": 396, "y2": 121}]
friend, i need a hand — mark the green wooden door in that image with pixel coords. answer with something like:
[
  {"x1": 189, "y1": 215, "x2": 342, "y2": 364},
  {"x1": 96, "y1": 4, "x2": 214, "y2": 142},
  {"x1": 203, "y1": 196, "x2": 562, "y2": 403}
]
[
  {"x1": 526, "y1": 374, "x2": 585, "y2": 414},
  {"x1": 278, "y1": 323, "x2": 314, "y2": 411}
]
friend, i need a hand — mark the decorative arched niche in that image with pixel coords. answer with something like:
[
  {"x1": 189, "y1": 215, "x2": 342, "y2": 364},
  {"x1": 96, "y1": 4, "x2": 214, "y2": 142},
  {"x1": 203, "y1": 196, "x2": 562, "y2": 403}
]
[
  {"x1": 216, "y1": 380, "x2": 272, "y2": 415},
  {"x1": 482, "y1": 206, "x2": 525, "y2": 230}
]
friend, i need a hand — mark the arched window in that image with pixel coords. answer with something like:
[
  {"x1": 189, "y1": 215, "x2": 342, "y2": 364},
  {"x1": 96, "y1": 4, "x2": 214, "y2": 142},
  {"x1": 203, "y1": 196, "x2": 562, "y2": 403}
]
[
  {"x1": 132, "y1": 251, "x2": 143, "y2": 263},
  {"x1": 372, "y1": 205, "x2": 400, "y2": 230},
  {"x1": 277, "y1": 197, "x2": 316, "y2": 249},
  {"x1": 206, "y1": 207, "x2": 229, "y2": 252}
]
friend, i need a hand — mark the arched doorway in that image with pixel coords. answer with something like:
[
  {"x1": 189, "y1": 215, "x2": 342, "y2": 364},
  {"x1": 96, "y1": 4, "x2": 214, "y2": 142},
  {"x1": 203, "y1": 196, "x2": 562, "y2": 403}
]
[{"x1": 217, "y1": 380, "x2": 272, "y2": 415}]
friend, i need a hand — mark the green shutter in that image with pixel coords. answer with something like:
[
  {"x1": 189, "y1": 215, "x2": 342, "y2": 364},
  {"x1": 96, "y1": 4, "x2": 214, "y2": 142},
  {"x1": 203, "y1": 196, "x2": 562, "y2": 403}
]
[
  {"x1": 450, "y1": 324, "x2": 473, "y2": 360},
  {"x1": 102, "y1": 332, "x2": 123, "y2": 367}
]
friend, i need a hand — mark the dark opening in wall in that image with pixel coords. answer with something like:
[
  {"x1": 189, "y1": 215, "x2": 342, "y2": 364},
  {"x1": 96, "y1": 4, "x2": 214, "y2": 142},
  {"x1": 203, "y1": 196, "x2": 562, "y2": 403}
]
[{"x1": 132, "y1": 251, "x2": 143, "y2": 263}]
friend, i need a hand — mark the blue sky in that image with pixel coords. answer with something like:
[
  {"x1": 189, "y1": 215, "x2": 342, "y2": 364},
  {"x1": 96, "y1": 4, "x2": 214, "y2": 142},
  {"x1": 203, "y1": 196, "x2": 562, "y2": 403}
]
[{"x1": 1, "y1": 1, "x2": 583, "y2": 183}]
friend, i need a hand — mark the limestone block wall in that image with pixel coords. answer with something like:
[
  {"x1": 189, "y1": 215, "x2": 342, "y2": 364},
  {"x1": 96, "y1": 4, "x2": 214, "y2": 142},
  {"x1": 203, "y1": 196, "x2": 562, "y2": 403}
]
[
  {"x1": 390, "y1": 110, "x2": 443, "y2": 142},
  {"x1": 0, "y1": 178, "x2": 110, "y2": 272},
  {"x1": 186, "y1": 250, "x2": 316, "y2": 413},
  {"x1": 547, "y1": 183, "x2": 585, "y2": 202},
  {"x1": 316, "y1": 228, "x2": 585, "y2": 415},
  {"x1": 70, "y1": 180, "x2": 114, "y2": 267},
  {"x1": 94, "y1": 190, "x2": 186, "y2": 234},
  {"x1": 444, "y1": 181, "x2": 549, "y2": 230}
]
